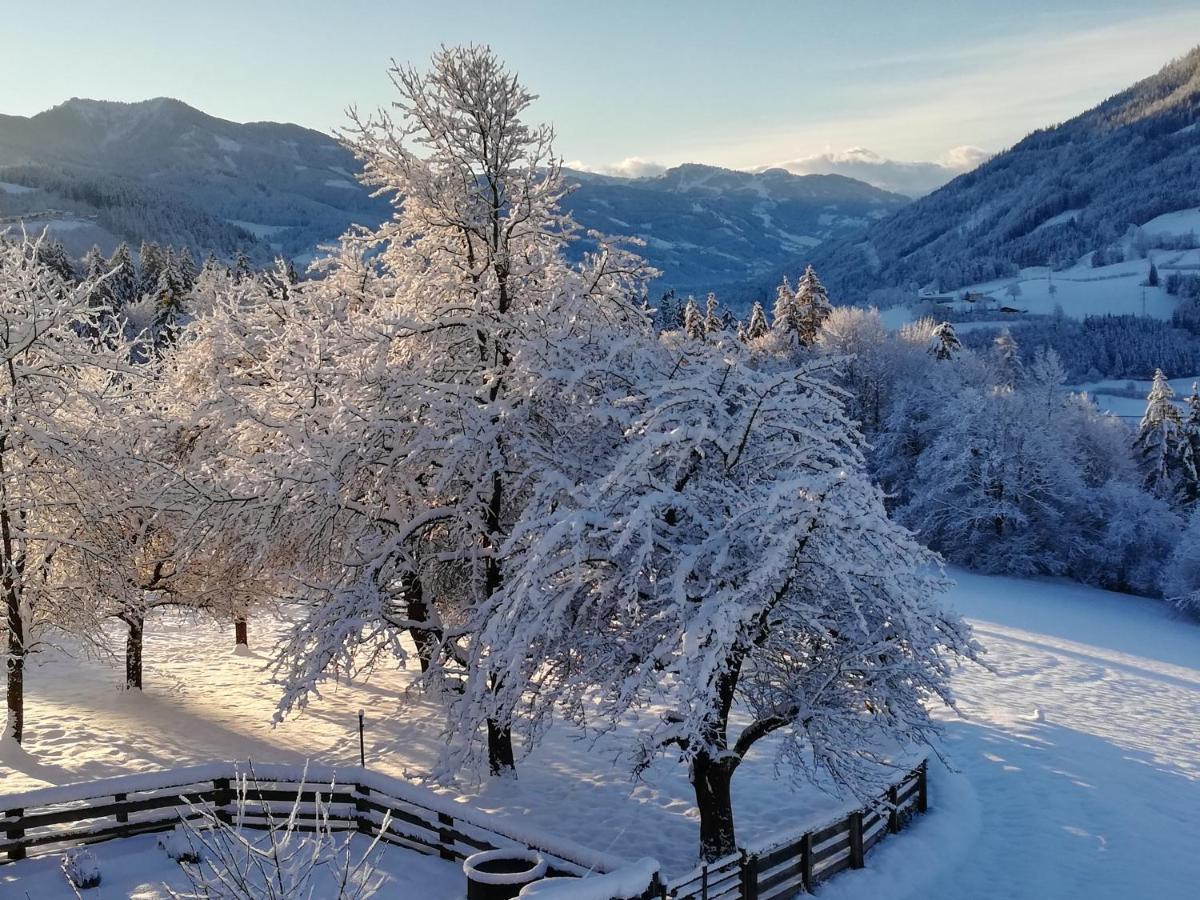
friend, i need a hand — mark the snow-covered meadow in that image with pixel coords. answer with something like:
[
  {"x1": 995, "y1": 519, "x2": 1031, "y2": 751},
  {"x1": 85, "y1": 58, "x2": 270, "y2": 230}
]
[{"x1": 3, "y1": 569, "x2": 1198, "y2": 898}]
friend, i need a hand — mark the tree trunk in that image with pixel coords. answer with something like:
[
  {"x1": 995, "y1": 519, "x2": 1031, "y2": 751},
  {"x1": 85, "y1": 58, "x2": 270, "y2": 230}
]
[
  {"x1": 125, "y1": 613, "x2": 144, "y2": 690},
  {"x1": 401, "y1": 574, "x2": 439, "y2": 673},
  {"x1": 4, "y1": 609, "x2": 22, "y2": 744},
  {"x1": 487, "y1": 719, "x2": 516, "y2": 776},
  {"x1": 234, "y1": 617, "x2": 248, "y2": 648},
  {"x1": 692, "y1": 751, "x2": 738, "y2": 861}
]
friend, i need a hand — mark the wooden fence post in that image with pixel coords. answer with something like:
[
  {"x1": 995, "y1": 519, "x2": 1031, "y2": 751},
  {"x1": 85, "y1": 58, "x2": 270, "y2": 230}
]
[
  {"x1": 848, "y1": 812, "x2": 865, "y2": 869},
  {"x1": 700, "y1": 862, "x2": 708, "y2": 900},
  {"x1": 917, "y1": 762, "x2": 928, "y2": 813},
  {"x1": 5, "y1": 808, "x2": 24, "y2": 862},
  {"x1": 740, "y1": 850, "x2": 759, "y2": 900},
  {"x1": 115, "y1": 792, "x2": 128, "y2": 826},
  {"x1": 436, "y1": 811, "x2": 456, "y2": 861},
  {"x1": 887, "y1": 786, "x2": 900, "y2": 833},
  {"x1": 355, "y1": 784, "x2": 371, "y2": 834},
  {"x1": 213, "y1": 777, "x2": 232, "y2": 825},
  {"x1": 800, "y1": 831, "x2": 813, "y2": 892}
]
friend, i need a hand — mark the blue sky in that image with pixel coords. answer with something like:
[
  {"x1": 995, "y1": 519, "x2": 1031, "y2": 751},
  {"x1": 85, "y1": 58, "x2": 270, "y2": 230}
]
[{"x1": 6, "y1": 0, "x2": 1200, "y2": 177}]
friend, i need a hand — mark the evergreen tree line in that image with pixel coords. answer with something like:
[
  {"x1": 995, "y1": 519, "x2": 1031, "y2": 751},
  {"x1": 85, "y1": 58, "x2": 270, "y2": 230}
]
[{"x1": 958, "y1": 313, "x2": 1200, "y2": 379}]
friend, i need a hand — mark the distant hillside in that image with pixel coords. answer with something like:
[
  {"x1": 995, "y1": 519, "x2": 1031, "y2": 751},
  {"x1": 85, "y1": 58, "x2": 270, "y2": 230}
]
[
  {"x1": 0, "y1": 97, "x2": 388, "y2": 262},
  {"x1": 563, "y1": 164, "x2": 905, "y2": 301},
  {"x1": 804, "y1": 46, "x2": 1200, "y2": 305},
  {"x1": 0, "y1": 98, "x2": 905, "y2": 290}
]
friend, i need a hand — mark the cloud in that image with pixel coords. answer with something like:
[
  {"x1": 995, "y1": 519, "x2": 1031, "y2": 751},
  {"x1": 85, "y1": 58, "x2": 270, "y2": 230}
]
[
  {"x1": 764, "y1": 146, "x2": 990, "y2": 197},
  {"x1": 564, "y1": 156, "x2": 667, "y2": 179}
]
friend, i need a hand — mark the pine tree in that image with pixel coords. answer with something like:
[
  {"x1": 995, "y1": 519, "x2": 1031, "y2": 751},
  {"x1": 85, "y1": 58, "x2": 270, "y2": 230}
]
[
  {"x1": 1147, "y1": 262, "x2": 1160, "y2": 287},
  {"x1": 233, "y1": 249, "x2": 252, "y2": 283},
  {"x1": 1185, "y1": 382, "x2": 1200, "y2": 482},
  {"x1": 770, "y1": 275, "x2": 800, "y2": 340},
  {"x1": 794, "y1": 264, "x2": 832, "y2": 345},
  {"x1": 702, "y1": 293, "x2": 724, "y2": 336},
  {"x1": 683, "y1": 296, "x2": 705, "y2": 341},
  {"x1": 138, "y1": 241, "x2": 165, "y2": 297},
  {"x1": 36, "y1": 239, "x2": 76, "y2": 283},
  {"x1": 106, "y1": 243, "x2": 139, "y2": 307},
  {"x1": 153, "y1": 265, "x2": 186, "y2": 352},
  {"x1": 1134, "y1": 369, "x2": 1199, "y2": 506},
  {"x1": 992, "y1": 329, "x2": 1022, "y2": 388},
  {"x1": 929, "y1": 321, "x2": 962, "y2": 361},
  {"x1": 743, "y1": 301, "x2": 769, "y2": 340},
  {"x1": 177, "y1": 247, "x2": 199, "y2": 289}
]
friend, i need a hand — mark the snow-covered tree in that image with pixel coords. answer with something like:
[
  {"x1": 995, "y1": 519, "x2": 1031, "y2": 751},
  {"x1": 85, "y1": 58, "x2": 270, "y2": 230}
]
[
  {"x1": 928, "y1": 321, "x2": 962, "y2": 361},
  {"x1": 770, "y1": 275, "x2": 800, "y2": 339},
  {"x1": 793, "y1": 264, "x2": 832, "y2": 345},
  {"x1": 991, "y1": 329, "x2": 1023, "y2": 389},
  {"x1": 742, "y1": 300, "x2": 769, "y2": 341},
  {"x1": 1162, "y1": 507, "x2": 1200, "y2": 617},
  {"x1": 1134, "y1": 369, "x2": 1198, "y2": 506},
  {"x1": 0, "y1": 236, "x2": 149, "y2": 742},
  {"x1": 245, "y1": 46, "x2": 652, "y2": 778},
  {"x1": 468, "y1": 330, "x2": 977, "y2": 859},
  {"x1": 106, "y1": 243, "x2": 139, "y2": 309},
  {"x1": 683, "y1": 296, "x2": 704, "y2": 341}
]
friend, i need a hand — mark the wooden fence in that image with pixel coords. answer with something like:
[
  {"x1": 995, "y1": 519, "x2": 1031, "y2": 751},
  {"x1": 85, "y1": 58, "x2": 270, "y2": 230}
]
[
  {"x1": 0, "y1": 762, "x2": 621, "y2": 878},
  {"x1": 664, "y1": 760, "x2": 927, "y2": 900},
  {"x1": 1, "y1": 759, "x2": 926, "y2": 900}
]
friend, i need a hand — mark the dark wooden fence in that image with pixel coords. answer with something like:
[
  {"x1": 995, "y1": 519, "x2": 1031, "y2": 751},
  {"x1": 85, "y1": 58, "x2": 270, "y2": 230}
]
[
  {"x1": 1, "y1": 759, "x2": 927, "y2": 900},
  {"x1": 664, "y1": 760, "x2": 927, "y2": 900},
  {"x1": 0, "y1": 762, "x2": 621, "y2": 878}
]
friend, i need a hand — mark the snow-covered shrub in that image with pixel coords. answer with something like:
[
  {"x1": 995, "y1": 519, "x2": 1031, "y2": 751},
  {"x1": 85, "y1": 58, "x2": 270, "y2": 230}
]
[
  {"x1": 62, "y1": 847, "x2": 101, "y2": 889},
  {"x1": 167, "y1": 766, "x2": 388, "y2": 900},
  {"x1": 1162, "y1": 509, "x2": 1200, "y2": 618},
  {"x1": 158, "y1": 824, "x2": 201, "y2": 864}
]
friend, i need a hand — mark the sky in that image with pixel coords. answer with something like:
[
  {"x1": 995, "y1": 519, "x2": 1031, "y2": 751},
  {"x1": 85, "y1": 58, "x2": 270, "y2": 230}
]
[{"x1": 4, "y1": 1, "x2": 1200, "y2": 191}]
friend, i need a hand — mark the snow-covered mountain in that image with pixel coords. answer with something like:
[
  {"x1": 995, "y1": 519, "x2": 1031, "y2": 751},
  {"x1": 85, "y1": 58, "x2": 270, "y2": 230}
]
[
  {"x1": 804, "y1": 45, "x2": 1200, "y2": 306},
  {"x1": 0, "y1": 97, "x2": 388, "y2": 262},
  {"x1": 563, "y1": 163, "x2": 905, "y2": 300},
  {"x1": 0, "y1": 97, "x2": 906, "y2": 290}
]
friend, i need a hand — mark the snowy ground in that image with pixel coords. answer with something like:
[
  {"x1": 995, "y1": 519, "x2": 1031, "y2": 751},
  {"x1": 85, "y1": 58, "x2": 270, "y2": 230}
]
[
  {"x1": 819, "y1": 570, "x2": 1200, "y2": 900},
  {"x1": 0, "y1": 831, "x2": 462, "y2": 899},
  {"x1": 1, "y1": 572, "x2": 1198, "y2": 898},
  {"x1": 1071, "y1": 374, "x2": 1197, "y2": 420}
]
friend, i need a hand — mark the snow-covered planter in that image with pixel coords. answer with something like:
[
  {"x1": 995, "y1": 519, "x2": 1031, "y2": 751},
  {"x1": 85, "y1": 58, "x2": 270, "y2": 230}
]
[
  {"x1": 464, "y1": 849, "x2": 548, "y2": 900},
  {"x1": 61, "y1": 847, "x2": 101, "y2": 889},
  {"x1": 518, "y1": 858, "x2": 660, "y2": 899}
]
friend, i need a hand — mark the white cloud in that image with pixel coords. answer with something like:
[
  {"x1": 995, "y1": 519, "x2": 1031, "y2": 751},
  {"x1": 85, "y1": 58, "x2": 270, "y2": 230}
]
[
  {"x1": 764, "y1": 145, "x2": 990, "y2": 197},
  {"x1": 564, "y1": 156, "x2": 667, "y2": 179}
]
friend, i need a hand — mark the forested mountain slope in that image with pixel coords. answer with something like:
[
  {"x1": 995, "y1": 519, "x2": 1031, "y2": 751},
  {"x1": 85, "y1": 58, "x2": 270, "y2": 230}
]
[{"x1": 804, "y1": 46, "x2": 1200, "y2": 304}]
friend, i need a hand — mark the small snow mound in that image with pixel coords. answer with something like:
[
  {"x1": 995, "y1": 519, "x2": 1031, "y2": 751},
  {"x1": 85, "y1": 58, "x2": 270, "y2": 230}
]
[
  {"x1": 233, "y1": 643, "x2": 253, "y2": 657},
  {"x1": 519, "y1": 858, "x2": 661, "y2": 899},
  {"x1": 62, "y1": 847, "x2": 101, "y2": 889},
  {"x1": 158, "y1": 825, "x2": 201, "y2": 863},
  {"x1": 1029, "y1": 707, "x2": 1045, "y2": 723}
]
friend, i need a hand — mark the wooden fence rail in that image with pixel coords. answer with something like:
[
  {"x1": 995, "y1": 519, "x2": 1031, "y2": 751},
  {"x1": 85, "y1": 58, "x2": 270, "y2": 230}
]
[
  {"x1": 1, "y1": 759, "x2": 927, "y2": 900},
  {"x1": 0, "y1": 762, "x2": 621, "y2": 878},
  {"x1": 665, "y1": 760, "x2": 928, "y2": 900}
]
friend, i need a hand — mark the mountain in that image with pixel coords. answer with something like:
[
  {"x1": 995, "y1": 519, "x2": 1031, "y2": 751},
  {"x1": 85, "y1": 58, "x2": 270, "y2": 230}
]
[
  {"x1": 0, "y1": 97, "x2": 906, "y2": 293},
  {"x1": 804, "y1": 46, "x2": 1200, "y2": 305},
  {"x1": 0, "y1": 97, "x2": 388, "y2": 262},
  {"x1": 562, "y1": 164, "x2": 906, "y2": 300}
]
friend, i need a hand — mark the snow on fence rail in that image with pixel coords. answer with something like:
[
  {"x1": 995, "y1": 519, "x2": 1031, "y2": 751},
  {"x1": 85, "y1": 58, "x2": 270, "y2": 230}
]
[
  {"x1": 0, "y1": 760, "x2": 927, "y2": 899},
  {"x1": 663, "y1": 760, "x2": 928, "y2": 900},
  {"x1": 0, "y1": 762, "x2": 622, "y2": 879}
]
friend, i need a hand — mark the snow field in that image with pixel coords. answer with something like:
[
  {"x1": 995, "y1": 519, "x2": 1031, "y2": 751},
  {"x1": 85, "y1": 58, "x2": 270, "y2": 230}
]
[{"x1": 2, "y1": 570, "x2": 1199, "y2": 898}]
